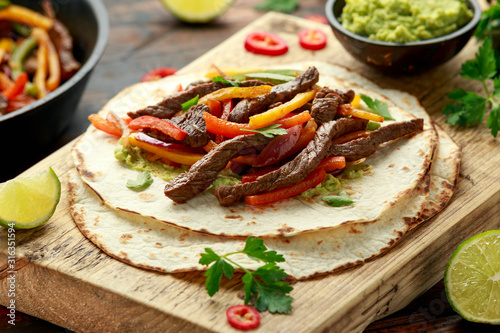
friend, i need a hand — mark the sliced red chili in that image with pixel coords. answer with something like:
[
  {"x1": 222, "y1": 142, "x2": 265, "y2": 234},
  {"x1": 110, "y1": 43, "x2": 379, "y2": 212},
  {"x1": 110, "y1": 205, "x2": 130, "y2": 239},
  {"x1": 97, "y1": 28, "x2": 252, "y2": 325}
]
[
  {"x1": 245, "y1": 167, "x2": 326, "y2": 205},
  {"x1": 298, "y1": 29, "x2": 327, "y2": 51},
  {"x1": 226, "y1": 305, "x2": 261, "y2": 330},
  {"x1": 244, "y1": 31, "x2": 288, "y2": 56},
  {"x1": 128, "y1": 115, "x2": 187, "y2": 141},
  {"x1": 140, "y1": 67, "x2": 177, "y2": 82}
]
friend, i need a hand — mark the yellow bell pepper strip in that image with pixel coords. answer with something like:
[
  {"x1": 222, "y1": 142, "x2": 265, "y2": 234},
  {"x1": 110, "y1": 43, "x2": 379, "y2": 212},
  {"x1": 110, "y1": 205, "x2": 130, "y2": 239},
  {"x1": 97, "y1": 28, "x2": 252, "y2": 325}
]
[
  {"x1": 202, "y1": 140, "x2": 218, "y2": 152},
  {"x1": 350, "y1": 94, "x2": 362, "y2": 108},
  {"x1": 331, "y1": 130, "x2": 371, "y2": 145},
  {"x1": 205, "y1": 67, "x2": 262, "y2": 79},
  {"x1": 31, "y1": 27, "x2": 60, "y2": 92},
  {"x1": 248, "y1": 90, "x2": 316, "y2": 128},
  {"x1": 2, "y1": 71, "x2": 28, "y2": 100},
  {"x1": 337, "y1": 104, "x2": 384, "y2": 123},
  {"x1": 0, "y1": 5, "x2": 53, "y2": 30},
  {"x1": 244, "y1": 167, "x2": 326, "y2": 205},
  {"x1": 8, "y1": 35, "x2": 37, "y2": 79},
  {"x1": 128, "y1": 115, "x2": 187, "y2": 141},
  {"x1": 198, "y1": 85, "x2": 272, "y2": 104},
  {"x1": 0, "y1": 38, "x2": 13, "y2": 64},
  {"x1": 128, "y1": 132, "x2": 205, "y2": 166},
  {"x1": 33, "y1": 40, "x2": 48, "y2": 99},
  {"x1": 88, "y1": 114, "x2": 122, "y2": 137}
]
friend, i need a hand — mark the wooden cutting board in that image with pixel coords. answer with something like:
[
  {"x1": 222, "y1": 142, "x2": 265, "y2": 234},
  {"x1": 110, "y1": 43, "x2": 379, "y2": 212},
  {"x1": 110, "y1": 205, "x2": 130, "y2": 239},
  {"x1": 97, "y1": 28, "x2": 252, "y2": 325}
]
[{"x1": 1, "y1": 12, "x2": 500, "y2": 333}]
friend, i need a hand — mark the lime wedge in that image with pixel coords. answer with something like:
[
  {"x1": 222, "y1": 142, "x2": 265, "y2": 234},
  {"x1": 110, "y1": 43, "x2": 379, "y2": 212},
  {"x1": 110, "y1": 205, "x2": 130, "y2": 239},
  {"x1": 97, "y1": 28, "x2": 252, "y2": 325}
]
[
  {"x1": 159, "y1": 0, "x2": 235, "y2": 23},
  {"x1": 445, "y1": 230, "x2": 500, "y2": 325},
  {"x1": 0, "y1": 168, "x2": 61, "y2": 229}
]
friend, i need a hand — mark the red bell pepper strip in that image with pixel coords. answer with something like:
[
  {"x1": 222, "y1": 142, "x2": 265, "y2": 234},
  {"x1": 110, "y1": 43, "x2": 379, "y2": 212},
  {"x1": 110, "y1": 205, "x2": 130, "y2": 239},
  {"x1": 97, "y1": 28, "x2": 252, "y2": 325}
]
[
  {"x1": 128, "y1": 115, "x2": 187, "y2": 141},
  {"x1": 3, "y1": 72, "x2": 28, "y2": 100},
  {"x1": 273, "y1": 111, "x2": 311, "y2": 128},
  {"x1": 206, "y1": 98, "x2": 222, "y2": 118},
  {"x1": 88, "y1": 114, "x2": 122, "y2": 137},
  {"x1": 253, "y1": 124, "x2": 302, "y2": 167},
  {"x1": 244, "y1": 31, "x2": 288, "y2": 56},
  {"x1": 140, "y1": 67, "x2": 177, "y2": 82},
  {"x1": 245, "y1": 167, "x2": 326, "y2": 205},
  {"x1": 242, "y1": 166, "x2": 280, "y2": 183},
  {"x1": 298, "y1": 29, "x2": 327, "y2": 51},
  {"x1": 226, "y1": 305, "x2": 261, "y2": 330},
  {"x1": 317, "y1": 156, "x2": 346, "y2": 172}
]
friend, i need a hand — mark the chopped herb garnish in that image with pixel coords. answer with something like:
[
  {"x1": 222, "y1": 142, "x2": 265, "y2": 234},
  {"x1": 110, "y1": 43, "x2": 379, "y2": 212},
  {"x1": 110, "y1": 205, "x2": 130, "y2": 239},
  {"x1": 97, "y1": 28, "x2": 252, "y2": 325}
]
[
  {"x1": 240, "y1": 124, "x2": 287, "y2": 138},
  {"x1": 360, "y1": 94, "x2": 394, "y2": 120},
  {"x1": 0, "y1": 0, "x2": 10, "y2": 10},
  {"x1": 126, "y1": 171, "x2": 153, "y2": 190},
  {"x1": 442, "y1": 38, "x2": 500, "y2": 137},
  {"x1": 181, "y1": 95, "x2": 199, "y2": 112},
  {"x1": 255, "y1": 0, "x2": 298, "y2": 13},
  {"x1": 200, "y1": 237, "x2": 293, "y2": 313},
  {"x1": 212, "y1": 75, "x2": 239, "y2": 87},
  {"x1": 322, "y1": 192, "x2": 354, "y2": 207}
]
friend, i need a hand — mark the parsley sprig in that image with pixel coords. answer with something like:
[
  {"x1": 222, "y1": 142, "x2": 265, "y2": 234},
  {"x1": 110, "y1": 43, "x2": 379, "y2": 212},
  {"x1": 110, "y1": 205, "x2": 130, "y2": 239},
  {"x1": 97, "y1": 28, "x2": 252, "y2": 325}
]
[
  {"x1": 126, "y1": 171, "x2": 153, "y2": 190},
  {"x1": 240, "y1": 124, "x2": 287, "y2": 138},
  {"x1": 442, "y1": 38, "x2": 500, "y2": 137},
  {"x1": 360, "y1": 94, "x2": 394, "y2": 120},
  {"x1": 199, "y1": 237, "x2": 293, "y2": 313},
  {"x1": 212, "y1": 75, "x2": 239, "y2": 87}
]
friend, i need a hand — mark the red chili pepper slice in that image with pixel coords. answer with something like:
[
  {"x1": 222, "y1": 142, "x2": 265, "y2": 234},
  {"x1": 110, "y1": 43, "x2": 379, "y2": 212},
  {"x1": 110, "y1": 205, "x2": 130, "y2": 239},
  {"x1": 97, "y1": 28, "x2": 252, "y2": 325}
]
[
  {"x1": 298, "y1": 29, "x2": 327, "y2": 51},
  {"x1": 128, "y1": 115, "x2": 187, "y2": 141},
  {"x1": 140, "y1": 67, "x2": 177, "y2": 82},
  {"x1": 245, "y1": 167, "x2": 326, "y2": 205},
  {"x1": 244, "y1": 31, "x2": 288, "y2": 56},
  {"x1": 226, "y1": 305, "x2": 261, "y2": 330},
  {"x1": 3, "y1": 72, "x2": 29, "y2": 100}
]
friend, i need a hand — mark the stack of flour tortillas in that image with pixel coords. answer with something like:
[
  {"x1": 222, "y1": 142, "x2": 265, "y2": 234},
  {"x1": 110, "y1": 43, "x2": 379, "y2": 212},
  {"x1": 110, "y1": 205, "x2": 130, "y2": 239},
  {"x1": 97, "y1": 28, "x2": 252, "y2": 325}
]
[{"x1": 69, "y1": 61, "x2": 460, "y2": 279}]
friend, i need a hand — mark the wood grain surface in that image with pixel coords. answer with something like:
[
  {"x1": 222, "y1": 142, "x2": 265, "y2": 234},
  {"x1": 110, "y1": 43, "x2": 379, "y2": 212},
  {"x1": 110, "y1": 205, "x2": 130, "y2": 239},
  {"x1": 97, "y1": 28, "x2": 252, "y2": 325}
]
[{"x1": 1, "y1": 1, "x2": 500, "y2": 332}]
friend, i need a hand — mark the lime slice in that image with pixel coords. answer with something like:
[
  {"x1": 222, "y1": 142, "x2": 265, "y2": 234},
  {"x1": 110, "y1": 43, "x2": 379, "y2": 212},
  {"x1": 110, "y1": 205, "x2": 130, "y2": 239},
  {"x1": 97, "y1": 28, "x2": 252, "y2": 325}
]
[
  {"x1": 159, "y1": 0, "x2": 235, "y2": 23},
  {"x1": 445, "y1": 230, "x2": 500, "y2": 325},
  {"x1": 0, "y1": 168, "x2": 61, "y2": 229}
]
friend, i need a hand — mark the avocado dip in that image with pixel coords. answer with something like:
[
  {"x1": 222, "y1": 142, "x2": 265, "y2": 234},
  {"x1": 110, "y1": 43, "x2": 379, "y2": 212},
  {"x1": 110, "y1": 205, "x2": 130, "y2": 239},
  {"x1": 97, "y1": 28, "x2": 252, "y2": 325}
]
[{"x1": 340, "y1": 0, "x2": 474, "y2": 43}]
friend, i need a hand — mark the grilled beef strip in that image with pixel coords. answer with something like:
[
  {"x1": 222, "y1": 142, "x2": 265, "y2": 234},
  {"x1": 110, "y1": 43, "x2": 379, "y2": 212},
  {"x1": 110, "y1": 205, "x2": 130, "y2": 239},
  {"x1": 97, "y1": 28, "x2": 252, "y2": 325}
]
[
  {"x1": 213, "y1": 117, "x2": 368, "y2": 206},
  {"x1": 327, "y1": 118, "x2": 424, "y2": 161},
  {"x1": 228, "y1": 66, "x2": 320, "y2": 123},
  {"x1": 164, "y1": 134, "x2": 274, "y2": 203},
  {"x1": 311, "y1": 87, "x2": 356, "y2": 127}
]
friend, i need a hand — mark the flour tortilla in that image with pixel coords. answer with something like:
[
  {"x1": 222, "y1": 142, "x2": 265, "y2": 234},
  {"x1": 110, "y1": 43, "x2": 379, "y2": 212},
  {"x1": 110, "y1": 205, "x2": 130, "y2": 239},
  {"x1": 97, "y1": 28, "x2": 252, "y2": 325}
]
[
  {"x1": 68, "y1": 120, "x2": 459, "y2": 279},
  {"x1": 72, "y1": 66, "x2": 435, "y2": 238}
]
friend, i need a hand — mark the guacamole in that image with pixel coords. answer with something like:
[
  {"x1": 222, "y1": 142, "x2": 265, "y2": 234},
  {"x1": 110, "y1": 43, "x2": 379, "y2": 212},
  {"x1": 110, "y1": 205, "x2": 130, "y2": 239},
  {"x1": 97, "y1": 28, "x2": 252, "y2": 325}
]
[{"x1": 340, "y1": 0, "x2": 473, "y2": 43}]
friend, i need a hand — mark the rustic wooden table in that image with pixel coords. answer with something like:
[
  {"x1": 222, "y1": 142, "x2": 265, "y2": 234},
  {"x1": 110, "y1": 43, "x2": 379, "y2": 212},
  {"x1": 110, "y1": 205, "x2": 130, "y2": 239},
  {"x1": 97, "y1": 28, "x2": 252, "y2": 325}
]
[{"x1": 1, "y1": 0, "x2": 498, "y2": 332}]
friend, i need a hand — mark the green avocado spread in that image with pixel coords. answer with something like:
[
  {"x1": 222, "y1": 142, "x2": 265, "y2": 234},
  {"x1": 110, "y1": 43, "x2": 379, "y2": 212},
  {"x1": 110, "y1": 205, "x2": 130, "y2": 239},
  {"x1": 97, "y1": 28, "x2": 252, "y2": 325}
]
[{"x1": 340, "y1": 0, "x2": 473, "y2": 43}]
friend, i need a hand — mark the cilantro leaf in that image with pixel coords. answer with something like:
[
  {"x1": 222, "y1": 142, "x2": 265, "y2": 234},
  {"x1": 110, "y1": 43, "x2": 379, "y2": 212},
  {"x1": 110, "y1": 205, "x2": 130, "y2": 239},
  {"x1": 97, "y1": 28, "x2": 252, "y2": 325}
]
[
  {"x1": 126, "y1": 171, "x2": 153, "y2": 190},
  {"x1": 461, "y1": 38, "x2": 496, "y2": 82},
  {"x1": 360, "y1": 94, "x2": 394, "y2": 120},
  {"x1": 475, "y1": 5, "x2": 500, "y2": 41},
  {"x1": 443, "y1": 89, "x2": 487, "y2": 126},
  {"x1": 322, "y1": 192, "x2": 354, "y2": 207},
  {"x1": 254, "y1": 0, "x2": 298, "y2": 13},
  {"x1": 240, "y1": 124, "x2": 287, "y2": 138},
  {"x1": 488, "y1": 101, "x2": 500, "y2": 137},
  {"x1": 181, "y1": 95, "x2": 199, "y2": 112},
  {"x1": 199, "y1": 237, "x2": 293, "y2": 314},
  {"x1": 212, "y1": 75, "x2": 239, "y2": 87}
]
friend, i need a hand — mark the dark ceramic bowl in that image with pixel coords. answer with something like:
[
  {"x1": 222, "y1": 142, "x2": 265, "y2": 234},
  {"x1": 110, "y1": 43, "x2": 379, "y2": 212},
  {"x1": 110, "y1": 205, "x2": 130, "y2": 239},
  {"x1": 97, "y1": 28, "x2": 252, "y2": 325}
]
[
  {"x1": 0, "y1": 0, "x2": 109, "y2": 154},
  {"x1": 325, "y1": 0, "x2": 481, "y2": 73}
]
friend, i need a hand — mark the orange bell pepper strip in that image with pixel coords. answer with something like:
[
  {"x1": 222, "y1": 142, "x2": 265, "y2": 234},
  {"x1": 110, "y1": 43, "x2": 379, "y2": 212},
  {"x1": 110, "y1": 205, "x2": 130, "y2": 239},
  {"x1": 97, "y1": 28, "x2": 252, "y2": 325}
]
[
  {"x1": 206, "y1": 98, "x2": 222, "y2": 118},
  {"x1": 249, "y1": 90, "x2": 316, "y2": 128},
  {"x1": 31, "y1": 27, "x2": 60, "y2": 93},
  {"x1": 331, "y1": 130, "x2": 371, "y2": 145},
  {"x1": 204, "y1": 112, "x2": 256, "y2": 137},
  {"x1": 337, "y1": 104, "x2": 384, "y2": 123},
  {"x1": 317, "y1": 156, "x2": 346, "y2": 172},
  {"x1": 0, "y1": 72, "x2": 13, "y2": 91},
  {"x1": 0, "y1": 5, "x2": 53, "y2": 30},
  {"x1": 273, "y1": 110, "x2": 311, "y2": 128},
  {"x1": 198, "y1": 85, "x2": 272, "y2": 104},
  {"x1": 128, "y1": 115, "x2": 187, "y2": 141},
  {"x1": 202, "y1": 140, "x2": 218, "y2": 152},
  {"x1": 2, "y1": 72, "x2": 28, "y2": 100},
  {"x1": 128, "y1": 133, "x2": 204, "y2": 166},
  {"x1": 245, "y1": 167, "x2": 326, "y2": 205},
  {"x1": 88, "y1": 114, "x2": 122, "y2": 137}
]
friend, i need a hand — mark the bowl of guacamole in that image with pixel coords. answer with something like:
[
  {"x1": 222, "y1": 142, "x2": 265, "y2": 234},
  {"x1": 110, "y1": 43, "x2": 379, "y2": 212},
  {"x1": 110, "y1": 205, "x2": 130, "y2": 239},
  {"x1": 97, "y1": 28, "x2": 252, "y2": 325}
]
[{"x1": 325, "y1": 0, "x2": 481, "y2": 72}]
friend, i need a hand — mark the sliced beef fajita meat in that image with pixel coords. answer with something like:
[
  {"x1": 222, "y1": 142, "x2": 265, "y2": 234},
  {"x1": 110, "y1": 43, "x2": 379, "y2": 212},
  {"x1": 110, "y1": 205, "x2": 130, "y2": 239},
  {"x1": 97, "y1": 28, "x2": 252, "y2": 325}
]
[
  {"x1": 164, "y1": 134, "x2": 273, "y2": 203},
  {"x1": 311, "y1": 87, "x2": 356, "y2": 126},
  {"x1": 213, "y1": 117, "x2": 368, "y2": 206},
  {"x1": 128, "y1": 81, "x2": 229, "y2": 120},
  {"x1": 228, "y1": 67, "x2": 320, "y2": 123},
  {"x1": 327, "y1": 118, "x2": 424, "y2": 161}
]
